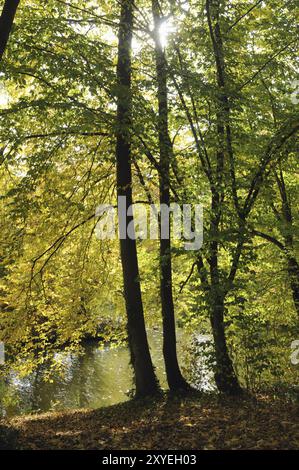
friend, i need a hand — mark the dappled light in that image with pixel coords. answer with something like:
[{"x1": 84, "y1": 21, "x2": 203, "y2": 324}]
[{"x1": 0, "y1": 0, "x2": 298, "y2": 454}]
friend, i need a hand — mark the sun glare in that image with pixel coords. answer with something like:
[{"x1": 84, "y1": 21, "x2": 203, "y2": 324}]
[
  {"x1": 159, "y1": 17, "x2": 176, "y2": 49},
  {"x1": 0, "y1": 86, "x2": 9, "y2": 108}
]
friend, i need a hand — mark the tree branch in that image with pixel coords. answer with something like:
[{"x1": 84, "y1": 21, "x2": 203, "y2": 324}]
[
  {"x1": 227, "y1": 0, "x2": 263, "y2": 32},
  {"x1": 239, "y1": 39, "x2": 298, "y2": 91},
  {"x1": 252, "y1": 229, "x2": 286, "y2": 251}
]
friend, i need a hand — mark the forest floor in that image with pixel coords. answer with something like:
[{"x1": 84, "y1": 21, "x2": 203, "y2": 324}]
[{"x1": 1, "y1": 393, "x2": 298, "y2": 450}]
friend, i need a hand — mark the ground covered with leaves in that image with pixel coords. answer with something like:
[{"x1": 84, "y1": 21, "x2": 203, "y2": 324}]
[{"x1": 1, "y1": 394, "x2": 298, "y2": 450}]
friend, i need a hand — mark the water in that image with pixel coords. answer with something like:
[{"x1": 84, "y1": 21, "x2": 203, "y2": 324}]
[{"x1": 0, "y1": 331, "x2": 214, "y2": 417}]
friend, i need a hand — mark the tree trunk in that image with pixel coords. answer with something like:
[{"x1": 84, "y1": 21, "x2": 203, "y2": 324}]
[
  {"x1": 116, "y1": 0, "x2": 159, "y2": 397},
  {"x1": 210, "y1": 291, "x2": 242, "y2": 394},
  {"x1": 276, "y1": 170, "x2": 299, "y2": 316},
  {"x1": 209, "y1": 208, "x2": 242, "y2": 394},
  {"x1": 152, "y1": 0, "x2": 189, "y2": 391},
  {"x1": 206, "y1": 0, "x2": 242, "y2": 395},
  {"x1": 0, "y1": 0, "x2": 20, "y2": 61},
  {"x1": 287, "y1": 255, "x2": 299, "y2": 316}
]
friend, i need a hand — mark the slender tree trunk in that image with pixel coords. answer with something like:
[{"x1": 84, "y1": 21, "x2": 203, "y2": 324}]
[
  {"x1": 275, "y1": 170, "x2": 299, "y2": 316},
  {"x1": 287, "y1": 256, "x2": 299, "y2": 315},
  {"x1": 116, "y1": 0, "x2": 159, "y2": 397},
  {"x1": 152, "y1": 0, "x2": 189, "y2": 391},
  {"x1": 0, "y1": 0, "x2": 20, "y2": 61},
  {"x1": 206, "y1": 0, "x2": 242, "y2": 394},
  {"x1": 210, "y1": 290, "x2": 242, "y2": 394},
  {"x1": 209, "y1": 192, "x2": 242, "y2": 394}
]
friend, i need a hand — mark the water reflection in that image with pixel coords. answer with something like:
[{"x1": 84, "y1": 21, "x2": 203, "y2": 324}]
[{"x1": 0, "y1": 330, "x2": 213, "y2": 417}]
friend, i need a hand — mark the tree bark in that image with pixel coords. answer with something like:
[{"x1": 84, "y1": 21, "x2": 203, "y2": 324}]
[
  {"x1": 116, "y1": 0, "x2": 159, "y2": 397},
  {"x1": 0, "y1": 0, "x2": 20, "y2": 61},
  {"x1": 287, "y1": 256, "x2": 299, "y2": 315},
  {"x1": 209, "y1": 191, "x2": 243, "y2": 394},
  {"x1": 206, "y1": 0, "x2": 242, "y2": 394},
  {"x1": 275, "y1": 170, "x2": 299, "y2": 316},
  {"x1": 210, "y1": 290, "x2": 242, "y2": 394},
  {"x1": 152, "y1": 0, "x2": 189, "y2": 391}
]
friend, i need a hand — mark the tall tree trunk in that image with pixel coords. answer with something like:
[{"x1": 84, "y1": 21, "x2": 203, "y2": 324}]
[
  {"x1": 209, "y1": 192, "x2": 242, "y2": 394},
  {"x1": 152, "y1": 0, "x2": 189, "y2": 391},
  {"x1": 116, "y1": 0, "x2": 159, "y2": 397},
  {"x1": 287, "y1": 256, "x2": 299, "y2": 315},
  {"x1": 0, "y1": 0, "x2": 20, "y2": 61},
  {"x1": 275, "y1": 169, "x2": 299, "y2": 316},
  {"x1": 206, "y1": 0, "x2": 242, "y2": 394}
]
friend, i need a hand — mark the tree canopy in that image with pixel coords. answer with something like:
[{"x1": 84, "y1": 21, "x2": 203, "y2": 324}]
[{"x1": 0, "y1": 0, "x2": 298, "y2": 395}]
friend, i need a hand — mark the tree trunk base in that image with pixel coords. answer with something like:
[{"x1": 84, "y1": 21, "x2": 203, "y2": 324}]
[
  {"x1": 134, "y1": 383, "x2": 161, "y2": 399},
  {"x1": 215, "y1": 372, "x2": 243, "y2": 396}
]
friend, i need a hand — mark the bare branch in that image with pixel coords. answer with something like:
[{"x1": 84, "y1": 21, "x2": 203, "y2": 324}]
[
  {"x1": 227, "y1": 0, "x2": 263, "y2": 32},
  {"x1": 239, "y1": 39, "x2": 298, "y2": 91},
  {"x1": 252, "y1": 229, "x2": 286, "y2": 251}
]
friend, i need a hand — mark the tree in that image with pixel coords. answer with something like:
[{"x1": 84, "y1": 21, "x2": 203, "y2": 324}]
[
  {"x1": 151, "y1": 0, "x2": 189, "y2": 391},
  {"x1": 0, "y1": 0, "x2": 297, "y2": 397},
  {"x1": 165, "y1": 0, "x2": 298, "y2": 393},
  {"x1": 115, "y1": 0, "x2": 159, "y2": 397}
]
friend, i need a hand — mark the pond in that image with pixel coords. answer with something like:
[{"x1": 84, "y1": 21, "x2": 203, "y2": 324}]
[{"x1": 0, "y1": 330, "x2": 215, "y2": 417}]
